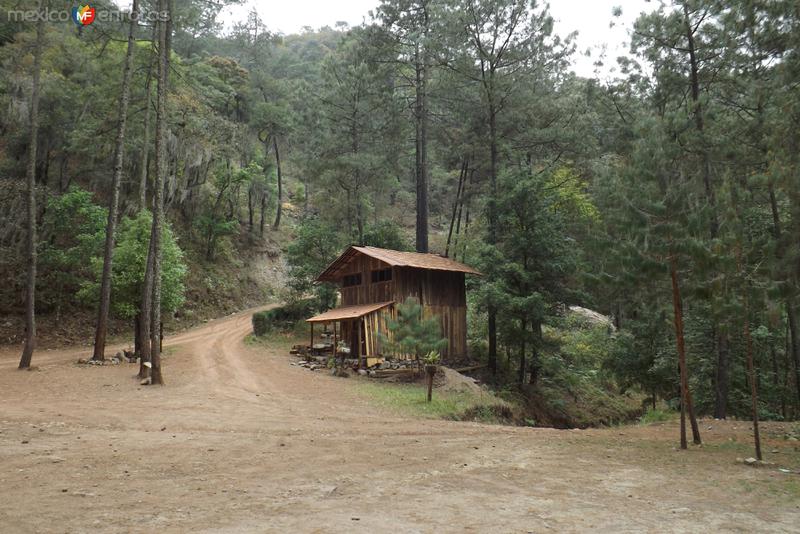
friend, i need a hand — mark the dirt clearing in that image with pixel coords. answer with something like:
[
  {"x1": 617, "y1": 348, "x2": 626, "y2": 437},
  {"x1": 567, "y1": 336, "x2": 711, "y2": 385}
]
[{"x1": 1, "y1": 308, "x2": 798, "y2": 533}]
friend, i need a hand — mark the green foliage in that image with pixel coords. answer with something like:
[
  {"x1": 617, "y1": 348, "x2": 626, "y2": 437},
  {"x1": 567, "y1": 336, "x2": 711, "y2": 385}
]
[
  {"x1": 252, "y1": 299, "x2": 318, "y2": 336},
  {"x1": 285, "y1": 218, "x2": 344, "y2": 309},
  {"x1": 362, "y1": 220, "x2": 411, "y2": 250},
  {"x1": 423, "y1": 350, "x2": 441, "y2": 366},
  {"x1": 639, "y1": 408, "x2": 675, "y2": 425},
  {"x1": 79, "y1": 211, "x2": 187, "y2": 320},
  {"x1": 38, "y1": 187, "x2": 107, "y2": 312},
  {"x1": 382, "y1": 298, "x2": 448, "y2": 359},
  {"x1": 355, "y1": 381, "x2": 509, "y2": 422}
]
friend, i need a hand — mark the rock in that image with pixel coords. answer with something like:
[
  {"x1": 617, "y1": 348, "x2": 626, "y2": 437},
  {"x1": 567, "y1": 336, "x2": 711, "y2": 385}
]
[
  {"x1": 670, "y1": 507, "x2": 691, "y2": 514},
  {"x1": 569, "y1": 305, "x2": 616, "y2": 330},
  {"x1": 115, "y1": 351, "x2": 124, "y2": 361},
  {"x1": 77, "y1": 358, "x2": 88, "y2": 365},
  {"x1": 140, "y1": 378, "x2": 151, "y2": 386},
  {"x1": 358, "y1": 369, "x2": 367, "y2": 376}
]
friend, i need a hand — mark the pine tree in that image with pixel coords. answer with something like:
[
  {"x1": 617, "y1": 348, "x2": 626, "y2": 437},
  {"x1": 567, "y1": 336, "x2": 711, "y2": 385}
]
[
  {"x1": 92, "y1": 0, "x2": 141, "y2": 361},
  {"x1": 18, "y1": 2, "x2": 46, "y2": 370}
]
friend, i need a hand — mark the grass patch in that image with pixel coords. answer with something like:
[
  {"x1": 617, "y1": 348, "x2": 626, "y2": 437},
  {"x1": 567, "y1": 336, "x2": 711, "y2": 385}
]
[
  {"x1": 354, "y1": 381, "x2": 512, "y2": 423},
  {"x1": 639, "y1": 408, "x2": 675, "y2": 425},
  {"x1": 244, "y1": 332, "x2": 299, "y2": 353}
]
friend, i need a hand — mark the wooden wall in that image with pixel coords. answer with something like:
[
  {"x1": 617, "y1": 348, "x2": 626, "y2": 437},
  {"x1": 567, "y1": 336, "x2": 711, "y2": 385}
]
[
  {"x1": 333, "y1": 254, "x2": 469, "y2": 359},
  {"x1": 338, "y1": 255, "x2": 394, "y2": 306},
  {"x1": 392, "y1": 268, "x2": 467, "y2": 358}
]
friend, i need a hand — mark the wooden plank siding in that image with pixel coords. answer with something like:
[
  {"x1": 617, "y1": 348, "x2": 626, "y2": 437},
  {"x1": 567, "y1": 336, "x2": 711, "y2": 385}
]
[
  {"x1": 333, "y1": 255, "x2": 468, "y2": 359},
  {"x1": 338, "y1": 255, "x2": 395, "y2": 306}
]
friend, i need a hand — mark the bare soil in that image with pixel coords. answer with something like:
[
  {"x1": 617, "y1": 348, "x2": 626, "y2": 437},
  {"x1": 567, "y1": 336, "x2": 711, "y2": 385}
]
[{"x1": 1, "y1": 307, "x2": 798, "y2": 533}]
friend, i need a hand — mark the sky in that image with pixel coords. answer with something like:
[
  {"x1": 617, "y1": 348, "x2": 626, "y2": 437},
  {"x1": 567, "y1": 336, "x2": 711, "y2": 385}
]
[{"x1": 220, "y1": 0, "x2": 658, "y2": 79}]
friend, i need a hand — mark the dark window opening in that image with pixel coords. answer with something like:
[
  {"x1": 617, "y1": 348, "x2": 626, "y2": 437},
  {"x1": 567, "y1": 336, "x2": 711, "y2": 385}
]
[
  {"x1": 343, "y1": 273, "x2": 362, "y2": 287},
  {"x1": 371, "y1": 268, "x2": 392, "y2": 283}
]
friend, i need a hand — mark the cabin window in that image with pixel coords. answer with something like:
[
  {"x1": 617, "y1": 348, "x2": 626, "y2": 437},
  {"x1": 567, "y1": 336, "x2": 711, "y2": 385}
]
[
  {"x1": 342, "y1": 273, "x2": 362, "y2": 287},
  {"x1": 371, "y1": 268, "x2": 392, "y2": 283}
]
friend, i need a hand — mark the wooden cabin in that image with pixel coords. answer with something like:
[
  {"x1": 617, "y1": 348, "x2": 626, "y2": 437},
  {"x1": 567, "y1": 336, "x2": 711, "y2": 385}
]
[{"x1": 306, "y1": 246, "x2": 481, "y2": 365}]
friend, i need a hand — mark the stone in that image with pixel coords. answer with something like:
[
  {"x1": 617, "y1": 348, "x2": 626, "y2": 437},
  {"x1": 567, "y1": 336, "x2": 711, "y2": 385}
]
[
  {"x1": 358, "y1": 369, "x2": 367, "y2": 376},
  {"x1": 744, "y1": 457, "x2": 758, "y2": 465}
]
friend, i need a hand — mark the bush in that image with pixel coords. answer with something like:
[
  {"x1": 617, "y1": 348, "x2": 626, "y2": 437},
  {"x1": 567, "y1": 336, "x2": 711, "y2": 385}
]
[{"x1": 253, "y1": 298, "x2": 318, "y2": 336}]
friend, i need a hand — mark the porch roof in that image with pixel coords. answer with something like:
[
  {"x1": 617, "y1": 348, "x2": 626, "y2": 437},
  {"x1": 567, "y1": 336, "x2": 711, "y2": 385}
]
[{"x1": 305, "y1": 301, "x2": 394, "y2": 323}]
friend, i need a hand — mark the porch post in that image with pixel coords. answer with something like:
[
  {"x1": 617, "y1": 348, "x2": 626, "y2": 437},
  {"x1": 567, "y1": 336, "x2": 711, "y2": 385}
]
[
  {"x1": 356, "y1": 319, "x2": 363, "y2": 370},
  {"x1": 310, "y1": 322, "x2": 314, "y2": 353},
  {"x1": 332, "y1": 321, "x2": 337, "y2": 361}
]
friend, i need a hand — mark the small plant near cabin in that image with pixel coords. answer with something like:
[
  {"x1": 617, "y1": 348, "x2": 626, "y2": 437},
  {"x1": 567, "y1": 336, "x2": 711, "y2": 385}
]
[
  {"x1": 381, "y1": 297, "x2": 448, "y2": 361},
  {"x1": 423, "y1": 350, "x2": 441, "y2": 366}
]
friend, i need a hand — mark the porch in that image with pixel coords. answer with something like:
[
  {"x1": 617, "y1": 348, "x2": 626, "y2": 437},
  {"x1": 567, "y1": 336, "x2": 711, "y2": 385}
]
[{"x1": 305, "y1": 301, "x2": 394, "y2": 369}]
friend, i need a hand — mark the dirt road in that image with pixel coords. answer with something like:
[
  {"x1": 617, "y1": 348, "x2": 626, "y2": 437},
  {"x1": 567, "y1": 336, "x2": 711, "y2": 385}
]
[{"x1": 1, "y1": 308, "x2": 798, "y2": 533}]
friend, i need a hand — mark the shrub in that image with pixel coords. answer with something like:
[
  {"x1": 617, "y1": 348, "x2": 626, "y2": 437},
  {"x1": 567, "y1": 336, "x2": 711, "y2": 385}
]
[
  {"x1": 639, "y1": 408, "x2": 674, "y2": 425},
  {"x1": 253, "y1": 298, "x2": 318, "y2": 336}
]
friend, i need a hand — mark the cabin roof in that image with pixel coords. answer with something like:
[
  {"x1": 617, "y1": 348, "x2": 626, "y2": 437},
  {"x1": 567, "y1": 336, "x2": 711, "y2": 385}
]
[
  {"x1": 315, "y1": 245, "x2": 482, "y2": 282},
  {"x1": 306, "y1": 301, "x2": 394, "y2": 323}
]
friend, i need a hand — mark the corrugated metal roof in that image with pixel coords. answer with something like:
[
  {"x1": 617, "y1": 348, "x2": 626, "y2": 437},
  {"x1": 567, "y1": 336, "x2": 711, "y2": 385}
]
[
  {"x1": 306, "y1": 301, "x2": 394, "y2": 323},
  {"x1": 316, "y1": 245, "x2": 482, "y2": 282}
]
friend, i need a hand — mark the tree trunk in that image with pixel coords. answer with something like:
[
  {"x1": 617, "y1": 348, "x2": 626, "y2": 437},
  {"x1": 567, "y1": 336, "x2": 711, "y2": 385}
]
[
  {"x1": 272, "y1": 136, "x2": 282, "y2": 230},
  {"x1": 92, "y1": 0, "x2": 140, "y2": 361},
  {"x1": 683, "y1": 4, "x2": 729, "y2": 419},
  {"x1": 139, "y1": 222, "x2": 156, "y2": 379},
  {"x1": 247, "y1": 185, "x2": 254, "y2": 230},
  {"x1": 18, "y1": 6, "x2": 45, "y2": 370},
  {"x1": 138, "y1": 22, "x2": 157, "y2": 212},
  {"x1": 743, "y1": 283, "x2": 762, "y2": 460},
  {"x1": 669, "y1": 254, "x2": 702, "y2": 448},
  {"x1": 149, "y1": 0, "x2": 172, "y2": 386},
  {"x1": 487, "y1": 103, "x2": 498, "y2": 376},
  {"x1": 355, "y1": 195, "x2": 365, "y2": 244},
  {"x1": 518, "y1": 318, "x2": 526, "y2": 384},
  {"x1": 259, "y1": 192, "x2": 266, "y2": 236},
  {"x1": 445, "y1": 159, "x2": 466, "y2": 258},
  {"x1": 414, "y1": 39, "x2": 429, "y2": 253}
]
